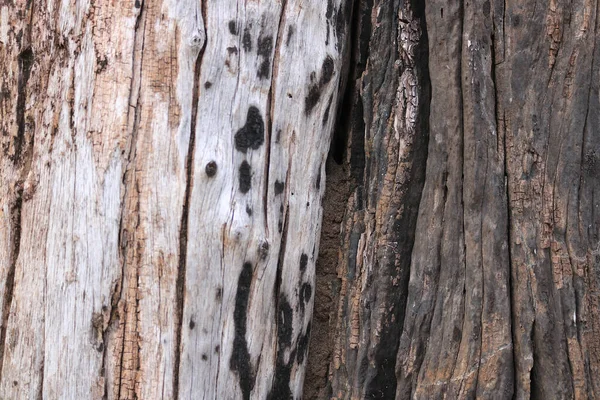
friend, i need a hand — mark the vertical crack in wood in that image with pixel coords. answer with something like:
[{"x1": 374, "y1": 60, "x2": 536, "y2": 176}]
[
  {"x1": 0, "y1": 0, "x2": 35, "y2": 381},
  {"x1": 263, "y1": 1, "x2": 288, "y2": 231},
  {"x1": 108, "y1": 2, "x2": 147, "y2": 398},
  {"x1": 173, "y1": 1, "x2": 207, "y2": 398},
  {"x1": 269, "y1": 204, "x2": 290, "y2": 396}
]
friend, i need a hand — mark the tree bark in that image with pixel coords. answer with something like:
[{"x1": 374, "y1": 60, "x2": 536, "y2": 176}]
[
  {"x1": 312, "y1": 0, "x2": 600, "y2": 399},
  {"x1": 2, "y1": 0, "x2": 600, "y2": 399},
  {"x1": 0, "y1": 0, "x2": 350, "y2": 398}
]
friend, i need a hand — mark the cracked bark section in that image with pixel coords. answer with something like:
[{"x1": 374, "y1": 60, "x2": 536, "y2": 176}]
[
  {"x1": 314, "y1": 0, "x2": 600, "y2": 398},
  {"x1": 320, "y1": 0, "x2": 430, "y2": 398},
  {"x1": 174, "y1": 2, "x2": 206, "y2": 396}
]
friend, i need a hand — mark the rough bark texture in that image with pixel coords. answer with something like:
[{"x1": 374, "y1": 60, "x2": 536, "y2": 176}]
[
  {"x1": 2, "y1": 0, "x2": 600, "y2": 399},
  {"x1": 0, "y1": 0, "x2": 350, "y2": 398},
  {"x1": 315, "y1": 0, "x2": 600, "y2": 399}
]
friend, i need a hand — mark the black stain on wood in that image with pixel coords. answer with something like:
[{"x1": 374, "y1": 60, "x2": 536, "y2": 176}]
[
  {"x1": 267, "y1": 295, "x2": 294, "y2": 400},
  {"x1": 259, "y1": 241, "x2": 270, "y2": 260},
  {"x1": 274, "y1": 180, "x2": 285, "y2": 195},
  {"x1": 300, "y1": 253, "x2": 308, "y2": 274},
  {"x1": 299, "y1": 283, "x2": 312, "y2": 314},
  {"x1": 216, "y1": 287, "x2": 223, "y2": 301},
  {"x1": 243, "y1": 28, "x2": 253, "y2": 52},
  {"x1": 257, "y1": 35, "x2": 274, "y2": 79},
  {"x1": 189, "y1": 319, "x2": 195, "y2": 330},
  {"x1": 323, "y1": 94, "x2": 334, "y2": 126},
  {"x1": 215, "y1": 345, "x2": 220, "y2": 353},
  {"x1": 227, "y1": 46, "x2": 238, "y2": 55},
  {"x1": 230, "y1": 262, "x2": 255, "y2": 400},
  {"x1": 286, "y1": 25, "x2": 295, "y2": 46},
  {"x1": 205, "y1": 161, "x2": 218, "y2": 177},
  {"x1": 239, "y1": 161, "x2": 252, "y2": 193},
  {"x1": 202, "y1": 354, "x2": 208, "y2": 361},
  {"x1": 296, "y1": 322, "x2": 311, "y2": 364},
  {"x1": 305, "y1": 55, "x2": 335, "y2": 115},
  {"x1": 320, "y1": 56, "x2": 335, "y2": 85},
  {"x1": 12, "y1": 47, "x2": 34, "y2": 163},
  {"x1": 228, "y1": 20, "x2": 238, "y2": 35},
  {"x1": 204, "y1": 81, "x2": 212, "y2": 89},
  {"x1": 316, "y1": 168, "x2": 322, "y2": 190},
  {"x1": 305, "y1": 85, "x2": 321, "y2": 115},
  {"x1": 235, "y1": 106, "x2": 265, "y2": 153},
  {"x1": 246, "y1": 205, "x2": 253, "y2": 216}
]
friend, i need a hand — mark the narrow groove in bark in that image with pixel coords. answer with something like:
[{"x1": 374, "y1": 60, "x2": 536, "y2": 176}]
[
  {"x1": 110, "y1": 3, "x2": 147, "y2": 397},
  {"x1": 173, "y1": 2, "x2": 207, "y2": 398},
  {"x1": 263, "y1": 1, "x2": 288, "y2": 228},
  {"x1": 0, "y1": 43, "x2": 35, "y2": 382}
]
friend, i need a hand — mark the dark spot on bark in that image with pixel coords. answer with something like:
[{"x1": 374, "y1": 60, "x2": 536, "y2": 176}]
[
  {"x1": 246, "y1": 205, "x2": 253, "y2": 216},
  {"x1": 135, "y1": 0, "x2": 141, "y2": 8},
  {"x1": 316, "y1": 169, "x2": 322, "y2": 190},
  {"x1": 453, "y1": 326, "x2": 462, "y2": 342},
  {"x1": 235, "y1": 106, "x2": 265, "y2": 153},
  {"x1": 299, "y1": 282, "x2": 312, "y2": 314},
  {"x1": 512, "y1": 14, "x2": 521, "y2": 27},
  {"x1": 227, "y1": 46, "x2": 238, "y2": 55},
  {"x1": 305, "y1": 85, "x2": 321, "y2": 115},
  {"x1": 320, "y1": 56, "x2": 335, "y2": 85},
  {"x1": 326, "y1": 0, "x2": 334, "y2": 19},
  {"x1": 202, "y1": 354, "x2": 208, "y2": 361},
  {"x1": 280, "y1": 204, "x2": 284, "y2": 213},
  {"x1": 274, "y1": 180, "x2": 285, "y2": 195},
  {"x1": 296, "y1": 322, "x2": 311, "y2": 364},
  {"x1": 259, "y1": 241, "x2": 270, "y2": 260},
  {"x1": 276, "y1": 129, "x2": 282, "y2": 144},
  {"x1": 305, "y1": 55, "x2": 335, "y2": 116},
  {"x1": 228, "y1": 20, "x2": 238, "y2": 35},
  {"x1": 323, "y1": 94, "x2": 333, "y2": 126},
  {"x1": 96, "y1": 343, "x2": 104, "y2": 352},
  {"x1": 482, "y1": 0, "x2": 490, "y2": 16},
  {"x1": 306, "y1": 202, "x2": 310, "y2": 207},
  {"x1": 301, "y1": 283, "x2": 312, "y2": 304},
  {"x1": 230, "y1": 262, "x2": 255, "y2": 400},
  {"x1": 585, "y1": 150, "x2": 598, "y2": 176},
  {"x1": 239, "y1": 161, "x2": 252, "y2": 193},
  {"x1": 189, "y1": 319, "x2": 196, "y2": 330},
  {"x1": 257, "y1": 35, "x2": 273, "y2": 57},
  {"x1": 95, "y1": 55, "x2": 108, "y2": 74},
  {"x1": 12, "y1": 46, "x2": 34, "y2": 164},
  {"x1": 205, "y1": 161, "x2": 218, "y2": 177},
  {"x1": 278, "y1": 220, "x2": 283, "y2": 233},
  {"x1": 286, "y1": 25, "x2": 295, "y2": 46},
  {"x1": 300, "y1": 253, "x2": 308, "y2": 274},
  {"x1": 267, "y1": 295, "x2": 294, "y2": 400},
  {"x1": 257, "y1": 35, "x2": 273, "y2": 79},
  {"x1": 215, "y1": 345, "x2": 220, "y2": 353},
  {"x1": 216, "y1": 287, "x2": 223, "y2": 301},
  {"x1": 204, "y1": 81, "x2": 212, "y2": 89},
  {"x1": 12, "y1": 381, "x2": 18, "y2": 387},
  {"x1": 243, "y1": 28, "x2": 252, "y2": 51}
]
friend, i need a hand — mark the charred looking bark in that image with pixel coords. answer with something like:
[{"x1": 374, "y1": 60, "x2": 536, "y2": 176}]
[{"x1": 310, "y1": 0, "x2": 600, "y2": 398}]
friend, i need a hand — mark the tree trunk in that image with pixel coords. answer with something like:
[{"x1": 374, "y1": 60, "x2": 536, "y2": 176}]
[
  {"x1": 307, "y1": 0, "x2": 600, "y2": 399},
  {"x1": 0, "y1": 0, "x2": 350, "y2": 398},
  {"x1": 1, "y1": 0, "x2": 599, "y2": 400}
]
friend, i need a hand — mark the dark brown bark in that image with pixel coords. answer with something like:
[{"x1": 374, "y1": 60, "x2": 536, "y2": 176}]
[{"x1": 307, "y1": 0, "x2": 600, "y2": 398}]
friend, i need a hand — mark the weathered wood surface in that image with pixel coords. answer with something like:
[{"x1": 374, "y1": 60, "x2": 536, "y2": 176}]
[
  {"x1": 0, "y1": 0, "x2": 350, "y2": 398},
  {"x1": 317, "y1": 0, "x2": 600, "y2": 398}
]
